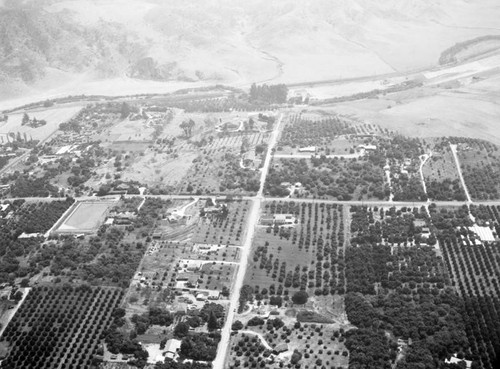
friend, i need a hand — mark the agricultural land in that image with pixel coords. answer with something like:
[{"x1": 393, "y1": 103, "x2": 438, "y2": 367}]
[{"x1": 0, "y1": 40, "x2": 500, "y2": 369}]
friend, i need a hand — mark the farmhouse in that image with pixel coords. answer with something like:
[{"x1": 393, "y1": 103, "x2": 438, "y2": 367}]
[
  {"x1": 164, "y1": 339, "x2": 182, "y2": 361},
  {"x1": 274, "y1": 214, "x2": 296, "y2": 225},
  {"x1": 181, "y1": 259, "x2": 204, "y2": 271},
  {"x1": 38, "y1": 155, "x2": 59, "y2": 165},
  {"x1": 18, "y1": 232, "x2": 43, "y2": 239},
  {"x1": 298, "y1": 146, "x2": 316, "y2": 153},
  {"x1": 468, "y1": 225, "x2": 495, "y2": 242},
  {"x1": 0, "y1": 184, "x2": 10, "y2": 195},
  {"x1": 0, "y1": 285, "x2": 12, "y2": 300},
  {"x1": 110, "y1": 211, "x2": 136, "y2": 225},
  {"x1": 273, "y1": 343, "x2": 289, "y2": 354},
  {"x1": 194, "y1": 290, "x2": 220, "y2": 301},
  {"x1": 444, "y1": 354, "x2": 472, "y2": 369},
  {"x1": 175, "y1": 273, "x2": 199, "y2": 289},
  {"x1": 358, "y1": 144, "x2": 377, "y2": 151},
  {"x1": 261, "y1": 216, "x2": 275, "y2": 226},
  {"x1": 261, "y1": 214, "x2": 296, "y2": 226}
]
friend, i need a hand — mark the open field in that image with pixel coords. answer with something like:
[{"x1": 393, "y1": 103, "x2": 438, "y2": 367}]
[
  {"x1": 108, "y1": 117, "x2": 155, "y2": 143},
  {"x1": 53, "y1": 200, "x2": 114, "y2": 234},
  {"x1": 0, "y1": 105, "x2": 83, "y2": 143},
  {"x1": 289, "y1": 76, "x2": 407, "y2": 100},
  {"x1": 121, "y1": 108, "x2": 269, "y2": 192},
  {"x1": 122, "y1": 148, "x2": 197, "y2": 188},
  {"x1": 330, "y1": 67, "x2": 500, "y2": 145}
]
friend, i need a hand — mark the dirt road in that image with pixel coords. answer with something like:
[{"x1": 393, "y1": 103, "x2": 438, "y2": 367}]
[{"x1": 450, "y1": 144, "x2": 472, "y2": 203}]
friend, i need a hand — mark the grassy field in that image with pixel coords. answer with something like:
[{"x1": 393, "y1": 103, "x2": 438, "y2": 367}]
[
  {"x1": 179, "y1": 133, "x2": 266, "y2": 195},
  {"x1": 121, "y1": 111, "x2": 268, "y2": 193},
  {"x1": 330, "y1": 71, "x2": 500, "y2": 146},
  {"x1": 0, "y1": 105, "x2": 83, "y2": 142},
  {"x1": 108, "y1": 117, "x2": 155, "y2": 142},
  {"x1": 122, "y1": 148, "x2": 198, "y2": 188}
]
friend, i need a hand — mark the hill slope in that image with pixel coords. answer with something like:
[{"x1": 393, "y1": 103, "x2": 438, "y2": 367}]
[{"x1": 1, "y1": 0, "x2": 500, "y2": 105}]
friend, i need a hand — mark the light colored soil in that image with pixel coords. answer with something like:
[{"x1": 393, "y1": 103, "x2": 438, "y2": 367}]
[
  {"x1": 58, "y1": 202, "x2": 111, "y2": 232},
  {"x1": 122, "y1": 150, "x2": 197, "y2": 186},
  {"x1": 330, "y1": 71, "x2": 500, "y2": 145},
  {"x1": 0, "y1": 105, "x2": 83, "y2": 142}
]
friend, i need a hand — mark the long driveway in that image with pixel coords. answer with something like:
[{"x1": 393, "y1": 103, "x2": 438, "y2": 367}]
[{"x1": 450, "y1": 144, "x2": 472, "y2": 203}]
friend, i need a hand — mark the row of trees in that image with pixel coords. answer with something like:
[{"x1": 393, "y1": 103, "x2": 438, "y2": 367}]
[
  {"x1": 1, "y1": 286, "x2": 124, "y2": 369},
  {"x1": 249, "y1": 83, "x2": 288, "y2": 104},
  {"x1": 279, "y1": 114, "x2": 356, "y2": 149}
]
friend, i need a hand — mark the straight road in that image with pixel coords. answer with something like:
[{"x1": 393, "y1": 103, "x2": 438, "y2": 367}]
[
  {"x1": 450, "y1": 144, "x2": 472, "y2": 203},
  {"x1": 212, "y1": 113, "x2": 284, "y2": 369},
  {"x1": 419, "y1": 153, "x2": 431, "y2": 198},
  {"x1": 8, "y1": 194, "x2": 500, "y2": 208}
]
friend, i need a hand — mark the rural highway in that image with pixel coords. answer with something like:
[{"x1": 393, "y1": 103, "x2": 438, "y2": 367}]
[
  {"x1": 212, "y1": 113, "x2": 283, "y2": 369},
  {"x1": 9, "y1": 194, "x2": 500, "y2": 208}
]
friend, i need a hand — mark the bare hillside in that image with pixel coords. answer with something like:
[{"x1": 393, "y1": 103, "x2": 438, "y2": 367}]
[{"x1": 1, "y1": 0, "x2": 500, "y2": 105}]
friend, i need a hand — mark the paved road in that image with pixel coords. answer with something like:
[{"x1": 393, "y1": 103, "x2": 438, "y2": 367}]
[
  {"x1": 8, "y1": 194, "x2": 500, "y2": 208},
  {"x1": 212, "y1": 113, "x2": 284, "y2": 369},
  {"x1": 450, "y1": 144, "x2": 472, "y2": 203}
]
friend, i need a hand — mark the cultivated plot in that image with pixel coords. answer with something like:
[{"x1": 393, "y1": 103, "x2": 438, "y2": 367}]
[{"x1": 0, "y1": 286, "x2": 123, "y2": 369}]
